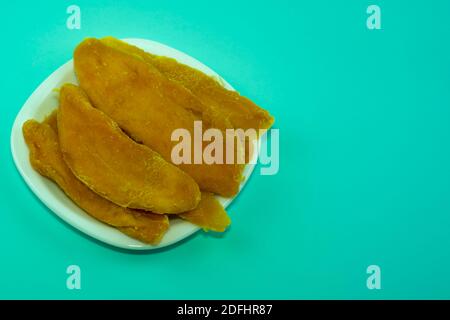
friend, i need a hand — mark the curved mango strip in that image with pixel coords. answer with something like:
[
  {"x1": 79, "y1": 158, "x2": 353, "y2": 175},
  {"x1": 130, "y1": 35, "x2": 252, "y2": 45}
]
[
  {"x1": 58, "y1": 84, "x2": 200, "y2": 213},
  {"x1": 23, "y1": 116, "x2": 169, "y2": 245}
]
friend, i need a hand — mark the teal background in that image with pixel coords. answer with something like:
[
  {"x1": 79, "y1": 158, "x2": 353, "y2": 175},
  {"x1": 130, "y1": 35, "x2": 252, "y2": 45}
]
[{"x1": 1, "y1": 0, "x2": 450, "y2": 299}]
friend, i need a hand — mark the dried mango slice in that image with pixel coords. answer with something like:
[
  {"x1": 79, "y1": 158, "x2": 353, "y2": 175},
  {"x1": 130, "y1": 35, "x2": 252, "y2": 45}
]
[
  {"x1": 179, "y1": 193, "x2": 231, "y2": 232},
  {"x1": 74, "y1": 38, "x2": 244, "y2": 197},
  {"x1": 100, "y1": 36, "x2": 274, "y2": 131},
  {"x1": 22, "y1": 116, "x2": 169, "y2": 245},
  {"x1": 58, "y1": 84, "x2": 200, "y2": 213}
]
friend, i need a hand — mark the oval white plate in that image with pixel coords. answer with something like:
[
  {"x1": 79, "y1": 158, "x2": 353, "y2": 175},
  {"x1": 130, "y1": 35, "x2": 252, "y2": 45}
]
[{"x1": 10, "y1": 38, "x2": 257, "y2": 250}]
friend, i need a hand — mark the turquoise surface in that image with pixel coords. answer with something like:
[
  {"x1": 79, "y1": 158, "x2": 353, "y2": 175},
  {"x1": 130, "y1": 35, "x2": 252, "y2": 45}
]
[{"x1": 1, "y1": 0, "x2": 450, "y2": 299}]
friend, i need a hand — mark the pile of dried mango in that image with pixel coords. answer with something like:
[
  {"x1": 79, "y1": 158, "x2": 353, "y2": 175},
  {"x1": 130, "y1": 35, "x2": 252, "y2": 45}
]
[{"x1": 23, "y1": 37, "x2": 274, "y2": 245}]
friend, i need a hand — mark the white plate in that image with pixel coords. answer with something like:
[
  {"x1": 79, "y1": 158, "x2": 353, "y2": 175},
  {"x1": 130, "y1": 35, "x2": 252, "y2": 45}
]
[{"x1": 10, "y1": 38, "x2": 257, "y2": 250}]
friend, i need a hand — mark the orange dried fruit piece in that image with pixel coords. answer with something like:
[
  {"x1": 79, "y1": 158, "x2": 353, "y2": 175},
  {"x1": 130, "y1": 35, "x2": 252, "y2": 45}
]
[
  {"x1": 100, "y1": 36, "x2": 274, "y2": 131},
  {"x1": 74, "y1": 38, "x2": 244, "y2": 197},
  {"x1": 22, "y1": 115, "x2": 169, "y2": 245},
  {"x1": 58, "y1": 84, "x2": 200, "y2": 213},
  {"x1": 179, "y1": 193, "x2": 231, "y2": 232}
]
